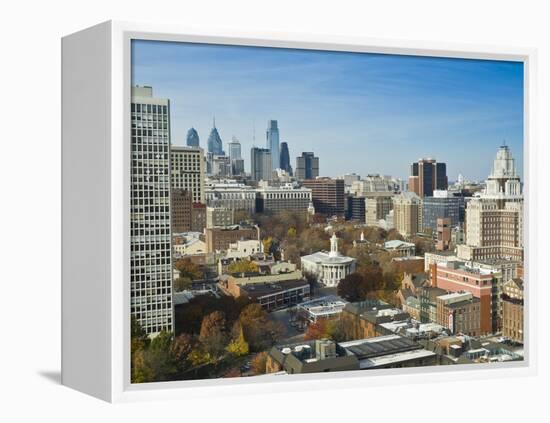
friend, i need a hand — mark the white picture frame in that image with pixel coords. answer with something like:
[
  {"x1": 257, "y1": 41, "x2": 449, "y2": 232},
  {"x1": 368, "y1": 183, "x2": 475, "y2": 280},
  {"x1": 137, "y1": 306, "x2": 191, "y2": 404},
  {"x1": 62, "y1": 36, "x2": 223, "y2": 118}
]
[{"x1": 61, "y1": 20, "x2": 538, "y2": 403}]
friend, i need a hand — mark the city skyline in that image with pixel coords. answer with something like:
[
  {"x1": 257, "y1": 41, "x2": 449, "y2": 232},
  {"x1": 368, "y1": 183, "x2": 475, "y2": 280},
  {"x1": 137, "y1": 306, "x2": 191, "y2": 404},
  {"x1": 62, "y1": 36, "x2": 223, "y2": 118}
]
[{"x1": 131, "y1": 40, "x2": 523, "y2": 181}]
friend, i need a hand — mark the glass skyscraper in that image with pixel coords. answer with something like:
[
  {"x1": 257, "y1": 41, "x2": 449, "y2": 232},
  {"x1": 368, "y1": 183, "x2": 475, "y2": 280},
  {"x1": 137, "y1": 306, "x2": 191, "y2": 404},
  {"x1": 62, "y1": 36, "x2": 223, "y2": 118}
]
[
  {"x1": 266, "y1": 120, "x2": 280, "y2": 170},
  {"x1": 186, "y1": 127, "x2": 200, "y2": 147},
  {"x1": 207, "y1": 118, "x2": 224, "y2": 155},
  {"x1": 279, "y1": 141, "x2": 292, "y2": 175}
]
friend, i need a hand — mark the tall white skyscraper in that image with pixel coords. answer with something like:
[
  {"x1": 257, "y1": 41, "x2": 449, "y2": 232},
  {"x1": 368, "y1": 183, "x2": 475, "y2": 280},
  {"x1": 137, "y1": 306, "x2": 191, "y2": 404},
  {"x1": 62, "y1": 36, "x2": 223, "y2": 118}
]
[
  {"x1": 130, "y1": 86, "x2": 174, "y2": 336},
  {"x1": 266, "y1": 120, "x2": 280, "y2": 170}
]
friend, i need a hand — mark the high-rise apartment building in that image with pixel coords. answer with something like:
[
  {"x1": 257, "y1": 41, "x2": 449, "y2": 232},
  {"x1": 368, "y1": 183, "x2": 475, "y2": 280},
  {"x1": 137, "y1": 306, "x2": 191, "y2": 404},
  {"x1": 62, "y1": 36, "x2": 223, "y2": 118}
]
[
  {"x1": 186, "y1": 127, "x2": 199, "y2": 147},
  {"x1": 251, "y1": 147, "x2": 273, "y2": 181},
  {"x1": 170, "y1": 146, "x2": 205, "y2": 203},
  {"x1": 392, "y1": 192, "x2": 422, "y2": 238},
  {"x1": 408, "y1": 158, "x2": 447, "y2": 197},
  {"x1": 296, "y1": 152, "x2": 319, "y2": 180},
  {"x1": 130, "y1": 86, "x2": 173, "y2": 336},
  {"x1": 302, "y1": 178, "x2": 345, "y2": 217},
  {"x1": 266, "y1": 120, "x2": 280, "y2": 170},
  {"x1": 279, "y1": 141, "x2": 292, "y2": 175}
]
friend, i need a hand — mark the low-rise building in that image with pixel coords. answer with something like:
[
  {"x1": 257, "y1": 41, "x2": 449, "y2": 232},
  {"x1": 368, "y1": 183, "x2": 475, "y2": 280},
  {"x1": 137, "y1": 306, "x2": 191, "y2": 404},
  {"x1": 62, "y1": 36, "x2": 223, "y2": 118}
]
[
  {"x1": 297, "y1": 296, "x2": 348, "y2": 323},
  {"x1": 255, "y1": 183, "x2": 312, "y2": 214},
  {"x1": 419, "y1": 286, "x2": 448, "y2": 323},
  {"x1": 266, "y1": 335, "x2": 437, "y2": 374},
  {"x1": 432, "y1": 260, "x2": 502, "y2": 334},
  {"x1": 204, "y1": 179, "x2": 256, "y2": 212},
  {"x1": 384, "y1": 240, "x2": 416, "y2": 256},
  {"x1": 502, "y1": 278, "x2": 524, "y2": 344},
  {"x1": 218, "y1": 269, "x2": 309, "y2": 311},
  {"x1": 172, "y1": 232, "x2": 206, "y2": 256},
  {"x1": 436, "y1": 291, "x2": 481, "y2": 336}
]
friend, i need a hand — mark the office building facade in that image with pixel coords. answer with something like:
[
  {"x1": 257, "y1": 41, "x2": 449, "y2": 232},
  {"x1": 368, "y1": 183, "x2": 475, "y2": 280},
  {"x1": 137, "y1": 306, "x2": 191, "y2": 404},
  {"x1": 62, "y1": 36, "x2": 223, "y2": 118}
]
[
  {"x1": 279, "y1": 141, "x2": 292, "y2": 175},
  {"x1": 171, "y1": 146, "x2": 206, "y2": 203},
  {"x1": 255, "y1": 183, "x2": 312, "y2": 214},
  {"x1": 302, "y1": 178, "x2": 345, "y2": 217},
  {"x1": 409, "y1": 158, "x2": 448, "y2": 197},
  {"x1": 422, "y1": 191, "x2": 462, "y2": 232},
  {"x1": 204, "y1": 179, "x2": 257, "y2": 212},
  {"x1": 296, "y1": 152, "x2": 319, "y2": 180},
  {"x1": 251, "y1": 147, "x2": 273, "y2": 181}
]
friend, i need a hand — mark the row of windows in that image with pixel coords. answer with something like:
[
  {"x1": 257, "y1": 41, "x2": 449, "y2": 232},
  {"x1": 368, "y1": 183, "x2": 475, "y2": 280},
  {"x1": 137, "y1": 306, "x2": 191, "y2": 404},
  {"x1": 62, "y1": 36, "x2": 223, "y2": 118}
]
[{"x1": 131, "y1": 103, "x2": 168, "y2": 114}]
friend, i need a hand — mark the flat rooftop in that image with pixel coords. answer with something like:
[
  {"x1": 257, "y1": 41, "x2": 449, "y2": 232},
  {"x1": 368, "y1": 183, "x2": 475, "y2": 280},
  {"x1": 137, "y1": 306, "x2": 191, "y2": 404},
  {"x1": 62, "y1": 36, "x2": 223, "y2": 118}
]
[{"x1": 240, "y1": 279, "x2": 308, "y2": 297}]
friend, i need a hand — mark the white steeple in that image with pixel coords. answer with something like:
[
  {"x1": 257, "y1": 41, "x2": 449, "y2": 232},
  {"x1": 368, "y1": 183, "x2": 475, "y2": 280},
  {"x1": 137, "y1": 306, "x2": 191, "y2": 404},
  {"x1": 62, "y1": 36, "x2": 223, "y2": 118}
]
[
  {"x1": 360, "y1": 231, "x2": 365, "y2": 242},
  {"x1": 329, "y1": 233, "x2": 340, "y2": 257}
]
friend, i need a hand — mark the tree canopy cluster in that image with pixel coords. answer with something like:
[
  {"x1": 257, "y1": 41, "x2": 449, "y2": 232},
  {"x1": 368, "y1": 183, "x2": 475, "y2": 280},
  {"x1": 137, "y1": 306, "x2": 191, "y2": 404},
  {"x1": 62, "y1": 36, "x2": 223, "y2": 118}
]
[{"x1": 132, "y1": 300, "x2": 284, "y2": 383}]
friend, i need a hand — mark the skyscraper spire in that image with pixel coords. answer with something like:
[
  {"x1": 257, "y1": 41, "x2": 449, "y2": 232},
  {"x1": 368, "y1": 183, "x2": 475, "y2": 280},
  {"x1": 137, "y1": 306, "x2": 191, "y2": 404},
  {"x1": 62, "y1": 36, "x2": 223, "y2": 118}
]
[{"x1": 213, "y1": 115, "x2": 216, "y2": 128}]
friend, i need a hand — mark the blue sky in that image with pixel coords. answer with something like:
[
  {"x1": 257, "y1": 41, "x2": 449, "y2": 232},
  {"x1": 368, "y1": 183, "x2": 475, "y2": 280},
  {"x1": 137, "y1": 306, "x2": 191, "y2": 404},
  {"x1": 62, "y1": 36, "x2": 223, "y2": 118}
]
[{"x1": 132, "y1": 40, "x2": 524, "y2": 181}]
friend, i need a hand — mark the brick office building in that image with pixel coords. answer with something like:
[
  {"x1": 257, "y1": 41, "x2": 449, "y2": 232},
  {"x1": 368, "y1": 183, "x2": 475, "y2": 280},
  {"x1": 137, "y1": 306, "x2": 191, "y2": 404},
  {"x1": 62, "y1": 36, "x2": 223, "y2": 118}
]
[
  {"x1": 302, "y1": 178, "x2": 345, "y2": 217},
  {"x1": 432, "y1": 261, "x2": 502, "y2": 334},
  {"x1": 205, "y1": 224, "x2": 259, "y2": 253}
]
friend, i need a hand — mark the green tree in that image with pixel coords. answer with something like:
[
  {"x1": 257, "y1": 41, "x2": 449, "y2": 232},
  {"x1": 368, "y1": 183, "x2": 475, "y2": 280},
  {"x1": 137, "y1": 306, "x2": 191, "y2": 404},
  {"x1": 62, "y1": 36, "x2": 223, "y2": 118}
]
[
  {"x1": 337, "y1": 273, "x2": 367, "y2": 302},
  {"x1": 175, "y1": 257, "x2": 203, "y2": 280},
  {"x1": 226, "y1": 323, "x2": 249, "y2": 356},
  {"x1": 132, "y1": 330, "x2": 178, "y2": 383},
  {"x1": 199, "y1": 311, "x2": 228, "y2": 356},
  {"x1": 239, "y1": 304, "x2": 283, "y2": 351},
  {"x1": 304, "y1": 319, "x2": 329, "y2": 340},
  {"x1": 262, "y1": 237, "x2": 273, "y2": 254},
  {"x1": 251, "y1": 352, "x2": 268, "y2": 375},
  {"x1": 170, "y1": 334, "x2": 194, "y2": 372},
  {"x1": 174, "y1": 276, "x2": 193, "y2": 292}
]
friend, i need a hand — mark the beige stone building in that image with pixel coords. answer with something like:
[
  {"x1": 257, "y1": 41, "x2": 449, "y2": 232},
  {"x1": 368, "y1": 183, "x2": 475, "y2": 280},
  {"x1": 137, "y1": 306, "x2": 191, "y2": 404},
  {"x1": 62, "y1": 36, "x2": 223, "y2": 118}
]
[
  {"x1": 392, "y1": 192, "x2": 422, "y2": 238},
  {"x1": 365, "y1": 192, "x2": 394, "y2": 227}
]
